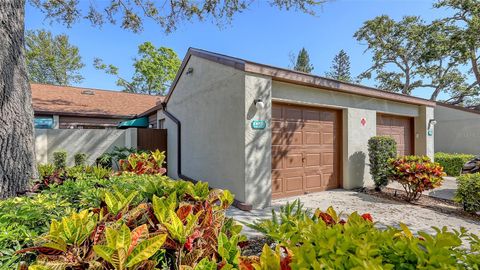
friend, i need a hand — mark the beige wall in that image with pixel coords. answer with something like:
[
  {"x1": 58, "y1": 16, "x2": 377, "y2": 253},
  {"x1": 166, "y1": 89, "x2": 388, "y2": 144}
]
[
  {"x1": 272, "y1": 81, "x2": 420, "y2": 117},
  {"x1": 415, "y1": 106, "x2": 435, "y2": 159},
  {"x1": 244, "y1": 73, "x2": 272, "y2": 208},
  {"x1": 35, "y1": 128, "x2": 137, "y2": 166},
  {"x1": 342, "y1": 108, "x2": 376, "y2": 188},
  {"x1": 164, "y1": 56, "x2": 248, "y2": 203},
  {"x1": 435, "y1": 105, "x2": 480, "y2": 154}
]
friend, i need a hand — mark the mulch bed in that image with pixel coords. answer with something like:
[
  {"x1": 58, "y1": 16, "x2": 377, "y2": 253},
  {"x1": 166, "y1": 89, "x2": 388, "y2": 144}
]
[
  {"x1": 241, "y1": 237, "x2": 275, "y2": 257},
  {"x1": 358, "y1": 187, "x2": 480, "y2": 221}
]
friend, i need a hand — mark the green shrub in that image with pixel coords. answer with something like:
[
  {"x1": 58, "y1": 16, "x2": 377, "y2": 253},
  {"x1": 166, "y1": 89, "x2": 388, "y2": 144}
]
[
  {"x1": 73, "y1": 152, "x2": 87, "y2": 166},
  {"x1": 434, "y1": 152, "x2": 474, "y2": 176},
  {"x1": 18, "y1": 176, "x2": 238, "y2": 269},
  {"x1": 368, "y1": 136, "x2": 397, "y2": 189},
  {"x1": 119, "y1": 149, "x2": 166, "y2": 175},
  {"x1": 37, "y1": 163, "x2": 55, "y2": 179},
  {"x1": 388, "y1": 156, "x2": 446, "y2": 201},
  {"x1": 52, "y1": 150, "x2": 67, "y2": 170},
  {"x1": 456, "y1": 173, "x2": 480, "y2": 213},
  {"x1": 248, "y1": 206, "x2": 480, "y2": 269}
]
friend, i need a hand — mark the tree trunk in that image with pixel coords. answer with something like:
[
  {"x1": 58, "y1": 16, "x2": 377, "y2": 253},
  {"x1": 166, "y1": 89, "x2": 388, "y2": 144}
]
[{"x1": 0, "y1": 0, "x2": 36, "y2": 198}]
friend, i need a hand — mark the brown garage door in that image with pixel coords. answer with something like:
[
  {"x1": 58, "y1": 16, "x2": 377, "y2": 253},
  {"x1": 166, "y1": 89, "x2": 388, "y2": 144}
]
[
  {"x1": 376, "y1": 114, "x2": 414, "y2": 156},
  {"x1": 271, "y1": 103, "x2": 341, "y2": 199}
]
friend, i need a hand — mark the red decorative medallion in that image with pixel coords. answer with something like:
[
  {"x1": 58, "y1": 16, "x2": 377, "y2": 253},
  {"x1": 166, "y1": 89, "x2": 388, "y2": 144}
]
[{"x1": 361, "y1": 118, "x2": 367, "y2": 126}]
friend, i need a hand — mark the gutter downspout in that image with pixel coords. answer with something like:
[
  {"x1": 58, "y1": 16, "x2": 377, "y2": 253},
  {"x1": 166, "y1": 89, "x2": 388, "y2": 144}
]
[{"x1": 161, "y1": 102, "x2": 253, "y2": 211}]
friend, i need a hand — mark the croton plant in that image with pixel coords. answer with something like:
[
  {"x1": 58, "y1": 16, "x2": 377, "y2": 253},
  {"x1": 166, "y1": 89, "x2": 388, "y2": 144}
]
[
  {"x1": 18, "y1": 177, "x2": 241, "y2": 269},
  {"x1": 388, "y1": 155, "x2": 446, "y2": 201},
  {"x1": 119, "y1": 150, "x2": 167, "y2": 175}
]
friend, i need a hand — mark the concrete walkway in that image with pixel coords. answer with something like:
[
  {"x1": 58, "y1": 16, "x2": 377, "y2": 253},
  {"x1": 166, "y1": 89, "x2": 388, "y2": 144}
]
[
  {"x1": 227, "y1": 189, "x2": 479, "y2": 238},
  {"x1": 387, "y1": 176, "x2": 457, "y2": 201}
]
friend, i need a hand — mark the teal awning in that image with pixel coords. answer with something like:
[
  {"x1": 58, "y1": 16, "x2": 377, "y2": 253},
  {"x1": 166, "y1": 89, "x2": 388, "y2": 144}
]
[{"x1": 118, "y1": 117, "x2": 149, "y2": 129}]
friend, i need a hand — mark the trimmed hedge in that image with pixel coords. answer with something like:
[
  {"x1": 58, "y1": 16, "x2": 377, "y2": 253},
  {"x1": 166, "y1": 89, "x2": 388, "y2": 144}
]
[
  {"x1": 456, "y1": 173, "x2": 480, "y2": 213},
  {"x1": 368, "y1": 136, "x2": 397, "y2": 189},
  {"x1": 434, "y1": 152, "x2": 474, "y2": 176},
  {"x1": 74, "y1": 152, "x2": 87, "y2": 166},
  {"x1": 53, "y1": 150, "x2": 67, "y2": 170}
]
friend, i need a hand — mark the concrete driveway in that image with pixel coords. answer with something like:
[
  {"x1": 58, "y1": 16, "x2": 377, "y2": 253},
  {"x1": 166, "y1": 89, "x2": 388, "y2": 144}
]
[
  {"x1": 227, "y1": 189, "x2": 479, "y2": 238},
  {"x1": 387, "y1": 176, "x2": 457, "y2": 201}
]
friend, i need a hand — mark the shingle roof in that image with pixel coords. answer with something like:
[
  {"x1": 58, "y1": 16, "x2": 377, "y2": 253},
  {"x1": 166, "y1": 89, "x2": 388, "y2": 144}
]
[{"x1": 31, "y1": 83, "x2": 163, "y2": 118}]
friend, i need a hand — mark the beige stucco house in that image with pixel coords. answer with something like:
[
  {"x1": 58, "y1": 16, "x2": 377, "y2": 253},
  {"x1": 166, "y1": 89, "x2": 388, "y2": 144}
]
[
  {"x1": 153, "y1": 48, "x2": 436, "y2": 209},
  {"x1": 434, "y1": 103, "x2": 480, "y2": 155}
]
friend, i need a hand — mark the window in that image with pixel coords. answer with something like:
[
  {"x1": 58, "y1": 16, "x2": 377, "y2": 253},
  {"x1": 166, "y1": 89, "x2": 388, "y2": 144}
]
[
  {"x1": 158, "y1": 119, "x2": 165, "y2": 129},
  {"x1": 34, "y1": 116, "x2": 54, "y2": 129}
]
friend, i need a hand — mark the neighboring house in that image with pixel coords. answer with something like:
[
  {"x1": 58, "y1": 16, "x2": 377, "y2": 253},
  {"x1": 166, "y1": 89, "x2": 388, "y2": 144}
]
[
  {"x1": 152, "y1": 48, "x2": 436, "y2": 209},
  {"x1": 434, "y1": 102, "x2": 480, "y2": 155},
  {"x1": 31, "y1": 83, "x2": 162, "y2": 129}
]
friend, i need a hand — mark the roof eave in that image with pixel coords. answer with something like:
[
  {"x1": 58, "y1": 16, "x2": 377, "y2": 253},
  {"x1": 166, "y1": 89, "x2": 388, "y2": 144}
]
[
  {"x1": 33, "y1": 110, "x2": 136, "y2": 119},
  {"x1": 163, "y1": 48, "x2": 435, "y2": 108}
]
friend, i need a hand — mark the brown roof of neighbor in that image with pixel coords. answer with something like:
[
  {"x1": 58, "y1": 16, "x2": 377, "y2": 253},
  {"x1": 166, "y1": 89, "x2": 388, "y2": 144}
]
[
  {"x1": 163, "y1": 48, "x2": 436, "y2": 107},
  {"x1": 31, "y1": 83, "x2": 163, "y2": 118}
]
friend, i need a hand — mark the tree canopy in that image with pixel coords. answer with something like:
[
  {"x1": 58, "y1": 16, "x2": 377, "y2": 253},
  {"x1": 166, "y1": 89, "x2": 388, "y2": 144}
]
[
  {"x1": 294, "y1": 47, "x2": 314, "y2": 73},
  {"x1": 94, "y1": 42, "x2": 181, "y2": 95},
  {"x1": 25, "y1": 29, "x2": 84, "y2": 85},
  {"x1": 433, "y1": 0, "x2": 480, "y2": 106},
  {"x1": 325, "y1": 49, "x2": 352, "y2": 82},
  {"x1": 354, "y1": 13, "x2": 479, "y2": 104},
  {"x1": 29, "y1": 0, "x2": 325, "y2": 33}
]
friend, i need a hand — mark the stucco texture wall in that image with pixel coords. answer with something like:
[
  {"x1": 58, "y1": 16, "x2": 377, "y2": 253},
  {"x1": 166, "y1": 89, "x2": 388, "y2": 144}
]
[
  {"x1": 244, "y1": 73, "x2": 272, "y2": 208},
  {"x1": 164, "y1": 56, "x2": 248, "y2": 203},
  {"x1": 435, "y1": 105, "x2": 480, "y2": 155},
  {"x1": 34, "y1": 128, "x2": 136, "y2": 165}
]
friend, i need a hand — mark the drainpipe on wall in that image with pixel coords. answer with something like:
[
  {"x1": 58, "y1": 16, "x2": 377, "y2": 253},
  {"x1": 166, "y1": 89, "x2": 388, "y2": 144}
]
[{"x1": 161, "y1": 102, "x2": 253, "y2": 211}]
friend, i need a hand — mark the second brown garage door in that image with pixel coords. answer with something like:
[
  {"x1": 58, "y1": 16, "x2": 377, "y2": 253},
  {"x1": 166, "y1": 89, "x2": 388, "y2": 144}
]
[
  {"x1": 376, "y1": 114, "x2": 414, "y2": 156},
  {"x1": 271, "y1": 103, "x2": 341, "y2": 199}
]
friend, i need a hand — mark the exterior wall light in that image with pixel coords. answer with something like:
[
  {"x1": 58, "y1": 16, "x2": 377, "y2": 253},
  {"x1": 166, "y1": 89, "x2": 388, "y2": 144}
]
[
  {"x1": 428, "y1": 119, "x2": 437, "y2": 130},
  {"x1": 186, "y1": 67, "x2": 194, "y2": 75},
  {"x1": 254, "y1": 99, "x2": 265, "y2": 111}
]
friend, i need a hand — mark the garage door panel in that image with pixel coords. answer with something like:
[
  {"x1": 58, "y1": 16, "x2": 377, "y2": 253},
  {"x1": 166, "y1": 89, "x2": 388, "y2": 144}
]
[
  {"x1": 303, "y1": 122, "x2": 321, "y2": 131},
  {"x1": 322, "y1": 133, "x2": 334, "y2": 145},
  {"x1": 272, "y1": 106, "x2": 283, "y2": 119},
  {"x1": 286, "y1": 131, "x2": 303, "y2": 145},
  {"x1": 272, "y1": 103, "x2": 340, "y2": 198},
  {"x1": 285, "y1": 176, "x2": 303, "y2": 192},
  {"x1": 322, "y1": 152, "x2": 334, "y2": 165},
  {"x1": 285, "y1": 108, "x2": 302, "y2": 120},
  {"x1": 305, "y1": 131, "x2": 321, "y2": 144},
  {"x1": 304, "y1": 110, "x2": 321, "y2": 122},
  {"x1": 272, "y1": 131, "x2": 284, "y2": 146},
  {"x1": 305, "y1": 153, "x2": 321, "y2": 167},
  {"x1": 272, "y1": 177, "x2": 283, "y2": 194},
  {"x1": 305, "y1": 174, "x2": 321, "y2": 189},
  {"x1": 324, "y1": 173, "x2": 337, "y2": 187},
  {"x1": 285, "y1": 153, "x2": 303, "y2": 168}
]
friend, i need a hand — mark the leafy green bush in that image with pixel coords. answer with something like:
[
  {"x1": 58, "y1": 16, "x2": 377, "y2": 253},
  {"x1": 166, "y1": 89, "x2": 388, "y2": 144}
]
[
  {"x1": 73, "y1": 152, "x2": 87, "y2": 166},
  {"x1": 96, "y1": 146, "x2": 145, "y2": 168},
  {"x1": 368, "y1": 136, "x2": 397, "y2": 189},
  {"x1": 248, "y1": 205, "x2": 480, "y2": 269},
  {"x1": 456, "y1": 173, "x2": 480, "y2": 213},
  {"x1": 388, "y1": 155, "x2": 446, "y2": 201},
  {"x1": 52, "y1": 150, "x2": 67, "y2": 170},
  {"x1": 119, "y1": 149, "x2": 167, "y2": 175},
  {"x1": 0, "y1": 193, "x2": 73, "y2": 268},
  {"x1": 435, "y1": 152, "x2": 474, "y2": 176},
  {"x1": 19, "y1": 177, "x2": 238, "y2": 269}
]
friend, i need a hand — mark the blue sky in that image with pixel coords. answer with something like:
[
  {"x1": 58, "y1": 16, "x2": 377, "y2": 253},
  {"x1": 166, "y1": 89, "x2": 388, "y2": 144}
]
[{"x1": 25, "y1": 0, "x2": 456, "y2": 100}]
